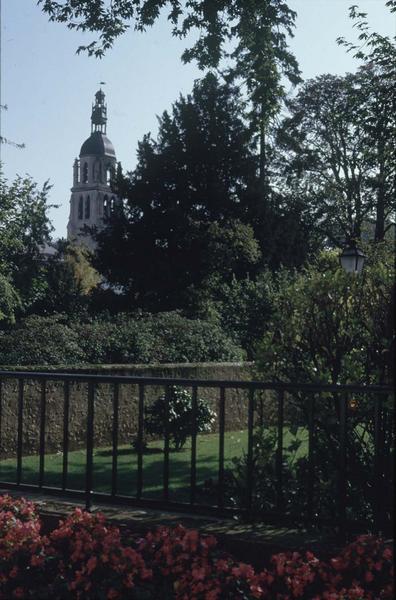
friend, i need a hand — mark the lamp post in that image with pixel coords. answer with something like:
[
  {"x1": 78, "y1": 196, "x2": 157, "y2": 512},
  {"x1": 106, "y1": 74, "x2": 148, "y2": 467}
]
[{"x1": 339, "y1": 243, "x2": 366, "y2": 274}]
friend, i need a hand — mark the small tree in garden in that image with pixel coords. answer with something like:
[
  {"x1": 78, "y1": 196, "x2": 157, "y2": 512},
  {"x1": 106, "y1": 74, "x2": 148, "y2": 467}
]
[
  {"x1": 145, "y1": 386, "x2": 216, "y2": 451},
  {"x1": 249, "y1": 242, "x2": 395, "y2": 528}
]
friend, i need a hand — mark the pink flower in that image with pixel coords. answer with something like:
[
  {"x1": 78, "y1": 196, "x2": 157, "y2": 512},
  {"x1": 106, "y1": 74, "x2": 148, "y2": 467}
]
[
  {"x1": 87, "y1": 556, "x2": 97, "y2": 574},
  {"x1": 383, "y1": 548, "x2": 392, "y2": 560}
]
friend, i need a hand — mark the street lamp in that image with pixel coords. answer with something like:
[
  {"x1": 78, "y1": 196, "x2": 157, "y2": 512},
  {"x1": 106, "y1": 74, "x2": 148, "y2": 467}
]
[{"x1": 339, "y1": 243, "x2": 366, "y2": 274}]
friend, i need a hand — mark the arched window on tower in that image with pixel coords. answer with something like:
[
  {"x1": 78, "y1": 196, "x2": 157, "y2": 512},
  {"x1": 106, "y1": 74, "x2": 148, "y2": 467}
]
[
  {"x1": 103, "y1": 195, "x2": 109, "y2": 217},
  {"x1": 85, "y1": 196, "x2": 90, "y2": 219},
  {"x1": 78, "y1": 196, "x2": 83, "y2": 220},
  {"x1": 83, "y1": 162, "x2": 88, "y2": 183},
  {"x1": 106, "y1": 165, "x2": 115, "y2": 184},
  {"x1": 93, "y1": 160, "x2": 103, "y2": 183}
]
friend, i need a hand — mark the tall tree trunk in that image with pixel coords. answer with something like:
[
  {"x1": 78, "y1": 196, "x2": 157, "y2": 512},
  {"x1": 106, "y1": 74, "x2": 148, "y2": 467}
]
[
  {"x1": 374, "y1": 139, "x2": 386, "y2": 242},
  {"x1": 374, "y1": 182, "x2": 386, "y2": 242},
  {"x1": 259, "y1": 103, "x2": 267, "y2": 206}
]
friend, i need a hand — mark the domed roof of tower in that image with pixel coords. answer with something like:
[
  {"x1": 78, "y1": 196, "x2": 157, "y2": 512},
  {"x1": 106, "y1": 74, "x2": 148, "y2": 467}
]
[{"x1": 80, "y1": 131, "x2": 116, "y2": 157}]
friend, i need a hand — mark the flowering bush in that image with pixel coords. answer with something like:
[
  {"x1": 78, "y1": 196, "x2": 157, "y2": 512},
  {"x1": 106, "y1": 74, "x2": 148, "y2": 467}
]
[
  {"x1": 0, "y1": 495, "x2": 394, "y2": 599},
  {"x1": 49, "y1": 508, "x2": 152, "y2": 599},
  {"x1": 0, "y1": 496, "x2": 50, "y2": 599}
]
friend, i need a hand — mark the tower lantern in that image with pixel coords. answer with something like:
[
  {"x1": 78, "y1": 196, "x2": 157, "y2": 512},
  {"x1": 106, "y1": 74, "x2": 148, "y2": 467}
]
[{"x1": 91, "y1": 89, "x2": 107, "y2": 134}]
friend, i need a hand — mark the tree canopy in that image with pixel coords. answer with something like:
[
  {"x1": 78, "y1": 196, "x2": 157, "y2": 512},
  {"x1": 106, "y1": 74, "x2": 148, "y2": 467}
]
[
  {"x1": 276, "y1": 68, "x2": 395, "y2": 244},
  {"x1": 0, "y1": 171, "x2": 53, "y2": 317}
]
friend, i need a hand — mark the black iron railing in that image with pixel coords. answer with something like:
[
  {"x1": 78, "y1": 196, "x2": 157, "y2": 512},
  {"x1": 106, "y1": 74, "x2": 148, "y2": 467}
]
[{"x1": 0, "y1": 371, "x2": 393, "y2": 534}]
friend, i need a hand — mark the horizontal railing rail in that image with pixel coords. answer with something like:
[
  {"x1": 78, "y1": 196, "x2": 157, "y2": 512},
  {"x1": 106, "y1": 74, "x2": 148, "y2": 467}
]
[
  {"x1": 0, "y1": 370, "x2": 394, "y2": 536},
  {"x1": 0, "y1": 370, "x2": 393, "y2": 393}
]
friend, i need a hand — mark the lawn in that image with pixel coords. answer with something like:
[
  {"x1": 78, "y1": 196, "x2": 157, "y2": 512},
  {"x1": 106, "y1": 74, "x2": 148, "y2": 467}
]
[{"x1": 0, "y1": 428, "x2": 308, "y2": 504}]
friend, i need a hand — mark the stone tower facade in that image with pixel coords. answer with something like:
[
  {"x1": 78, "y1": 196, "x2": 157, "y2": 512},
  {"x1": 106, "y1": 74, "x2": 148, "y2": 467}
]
[{"x1": 67, "y1": 89, "x2": 118, "y2": 250}]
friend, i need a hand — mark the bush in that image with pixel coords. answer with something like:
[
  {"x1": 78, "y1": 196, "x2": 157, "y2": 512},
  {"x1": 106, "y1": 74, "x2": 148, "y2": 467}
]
[
  {"x1": 0, "y1": 311, "x2": 245, "y2": 366},
  {"x1": 0, "y1": 314, "x2": 84, "y2": 366},
  {"x1": 0, "y1": 495, "x2": 394, "y2": 600},
  {"x1": 193, "y1": 272, "x2": 274, "y2": 358},
  {"x1": 253, "y1": 244, "x2": 395, "y2": 529},
  {"x1": 145, "y1": 386, "x2": 216, "y2": 450}
]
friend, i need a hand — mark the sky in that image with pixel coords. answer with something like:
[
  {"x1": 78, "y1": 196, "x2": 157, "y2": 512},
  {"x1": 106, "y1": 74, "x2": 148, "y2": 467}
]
[{"x1": 1, "y1": 0, "x2": 394, "y2": 239}]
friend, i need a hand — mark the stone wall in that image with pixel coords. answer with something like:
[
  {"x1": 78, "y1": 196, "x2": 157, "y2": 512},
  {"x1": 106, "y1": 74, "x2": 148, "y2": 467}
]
[{"x1": 0, "y1": 363, "x2": 256, "y2": 457}]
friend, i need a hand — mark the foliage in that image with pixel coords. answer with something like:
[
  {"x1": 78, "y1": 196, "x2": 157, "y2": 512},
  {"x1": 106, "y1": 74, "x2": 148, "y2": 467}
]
[
  {"x1": 252, "y1": 243, "x2": 394, "y2": 527},
  {"x1": 38, "y1": 0, "x2": 298, "y2": 72},
  {"x1": 192, "y1": 272, "x2": 274, "y2": 358},
  {"x1": 0, "y1": 495, "x2": 394, "y2": 599},
  {"x1": 336, "y1": 1, "x2": 396, "y2": 242},
  {"x1": 95, "y1": 74, "x2": 261, "y2": 311},
  {"x1": 276, "y1": 68, "x2": 395, "y2": 244},
  {"x1": 0, "y1": 274, "x2": 21, "y2": 325},
  {"x1": 0, "y1": 311, "x2": 245, "y2": 366},
  {"x1": 0, "y1": 172, "x2": 54, "y2": 315},
  {"x1": 95, "y1": 74, "x2": 313, "y2": 311},
  {"x1": 49, "y1": 508, "x2": 152, "y2": 599},
  {"x1": 0, "y1": 496, "x2": 50, "y2": 600},
  {"x1": 0, "y1": 314, "x2": 84, "y2": 366},
  {"x1": 145, "y1": 386, "x2": 216, "y2": 450},
  {"x1": 30, "y1": 241, "x2": 100, "y2": 317},
  {"x1": 256, "y1": 243, "x2": 395, "y2": 385}
]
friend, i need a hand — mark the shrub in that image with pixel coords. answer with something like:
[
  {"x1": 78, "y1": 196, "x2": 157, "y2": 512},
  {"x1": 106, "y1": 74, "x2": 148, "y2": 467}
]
[
  {"x1": 0, "y1": 495, "x2": 394, "y2": 599},
  {"x1": 0, "y1": 314, "x2": 84, "y2": 366},
  {"x1": 49, "y1": 509, "x2": 152, "y2": 599},
  {"x1": 145, "y1": 386, "x2": 216, "y2": 450},
  {"x1": 141, "y1": 311, "x2": 245, "y2": 363},
  {"x1": 0, "y1": 496, "x2": 50, "y2": 600},
  {"x1": 0, "y1": 311, "x2": 245, "y2": 366}
]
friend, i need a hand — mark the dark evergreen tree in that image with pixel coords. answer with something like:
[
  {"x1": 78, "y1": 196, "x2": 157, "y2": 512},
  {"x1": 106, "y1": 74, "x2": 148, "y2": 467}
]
[{"x1": 94, "y1": 74, "x2": 260, "y2": 311}]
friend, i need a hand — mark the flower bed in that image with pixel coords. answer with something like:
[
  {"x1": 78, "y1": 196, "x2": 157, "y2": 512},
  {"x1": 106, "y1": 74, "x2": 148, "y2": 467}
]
[{"x1": 0, "y1": 495, "x2": 393, "y2": 599}]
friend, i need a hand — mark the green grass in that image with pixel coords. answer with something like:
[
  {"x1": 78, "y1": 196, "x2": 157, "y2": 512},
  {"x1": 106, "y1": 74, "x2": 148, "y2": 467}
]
[{"x1": 0, "y1": 428, "x2": 308, "y2": 504}]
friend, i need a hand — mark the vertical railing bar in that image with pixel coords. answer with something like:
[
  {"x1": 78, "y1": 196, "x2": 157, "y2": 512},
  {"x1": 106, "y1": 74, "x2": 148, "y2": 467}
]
[
  {"x1": 259, "y1": 394, "x2": 264, "y2": 429},
  {"x1": 0, "y1": 379, "x2": 2, "y2": 463},
  {"x1": 17, "y1": 379, "x2": 24, "y2": 485},
  {"x1": 246, "y1": 387, "x2": 255, "y2": 515},
  {"x1": 190, "y1": 385, "x2": 198, "y2": 505},
  {"x1": 38, "y1": 380, "x2": 46, "y2": 488},
  {"x1": 111, "y1": 382, "x2": 119, "y2": 497},
  {"x1": 373, "y1": 392, "x2": 383, "y2": 533},
  {"x1": 338, "y1": 392, "x2": 347, "y2": 536},
  {"x1": 136, "y1": 383, "x2": 144, "y2": 500},
  {"x1": 307, "y1": 393, "x2": 315, "y2": 521},
  {"x1": 276, "y1": 390, "x2": 284, "y2": 512},
  {"x1": 62, "y1": 381, "x2": 70, "y2": 491},
  {"x1": 85, "y1": 382, "x2": 95, "y2": 511},
  {"x1": 163, "y1": 385, "x2": 170, "y2": 501},
  {"x1": 218, "y1": 386, "x2": 226, "y2": 510}
]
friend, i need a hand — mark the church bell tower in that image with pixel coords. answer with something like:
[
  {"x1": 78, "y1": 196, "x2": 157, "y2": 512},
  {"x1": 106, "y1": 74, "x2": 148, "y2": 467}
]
[{"x1": 67, "y1": 89, "x2": 119, "y2": 250}]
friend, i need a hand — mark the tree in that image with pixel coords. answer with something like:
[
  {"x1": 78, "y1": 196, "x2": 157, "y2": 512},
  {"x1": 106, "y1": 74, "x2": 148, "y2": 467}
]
[
  {"x1": 0, "y1": 105, "x2": 25, "y2": 149},
  {"x1": 39, "y1": 0, "x2": 301, "y2": 202},
  {"x1": 337, "y1": 1, "x2": 396, "y2": 241},
  {"x1": 253, "y1": 243, "x2": 394, "y2": 526},
  {"x1": 0, "y1": 171, "x2": 53, "y2": 315},
  {"x1": 276, "y1": 70, "x2": 395, "y2": 245},
  {"x1": 225, "y1": 1, "x2": 301, "y2": 198},
  {"x1": 192, "y1": 271, "x2": 274, "y2": 358},
  {"x1": 0, "y1": 274, "x2": 21, "y2": 325},
  {"x1": 30, "y1": 241, "x2": 100, "y2": 316},
  {"x1": 95, "y1": 74, "x2": 261, "y2": 311},
  {"x1": 256, "y1": 242, "x2": 395, "y2": 386}
]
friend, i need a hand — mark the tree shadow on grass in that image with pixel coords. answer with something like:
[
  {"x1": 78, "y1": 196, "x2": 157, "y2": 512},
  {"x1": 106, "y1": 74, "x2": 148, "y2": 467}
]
[{"x1": 95, "y1": 447, "x2": 164, "y2": 457}]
